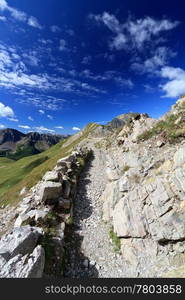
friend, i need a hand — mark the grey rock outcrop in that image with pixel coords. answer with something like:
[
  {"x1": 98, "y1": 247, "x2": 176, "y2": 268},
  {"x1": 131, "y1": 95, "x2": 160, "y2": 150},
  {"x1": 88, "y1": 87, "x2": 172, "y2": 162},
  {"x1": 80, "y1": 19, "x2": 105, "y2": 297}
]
[
  {"x1": 39, "y1": 181, "x2": 63, "y2": 204},
  {"x1": 101, "y1": 120, "x2": 185, "y2": 276},
  {"x1": 0, "y1": 226, "x2": 44, "y2": 278},
  {"x1": 0, "y1": 226, "x2": 42, "y2": 260},
  {"x1": 0, "y1": 245, "x2": 45, "y2": 278}
]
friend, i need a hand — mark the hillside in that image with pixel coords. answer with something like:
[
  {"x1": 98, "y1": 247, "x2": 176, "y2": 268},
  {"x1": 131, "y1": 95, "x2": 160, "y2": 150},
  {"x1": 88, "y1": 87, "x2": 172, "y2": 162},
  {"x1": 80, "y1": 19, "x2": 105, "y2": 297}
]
[
  {"x1": 0, "y1": 128, "x2": 68, "y2": 160},
  {"x1": 0, "y1": 123, "x2": 98, "y2": 206}
]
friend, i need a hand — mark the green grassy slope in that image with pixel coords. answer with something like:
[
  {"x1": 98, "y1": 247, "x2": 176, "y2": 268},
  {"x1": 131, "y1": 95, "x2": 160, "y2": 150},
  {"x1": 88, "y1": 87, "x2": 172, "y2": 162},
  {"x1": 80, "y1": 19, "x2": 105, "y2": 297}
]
[{"x1": 0, "y1": 123, "x2": 98, "y2": 207}]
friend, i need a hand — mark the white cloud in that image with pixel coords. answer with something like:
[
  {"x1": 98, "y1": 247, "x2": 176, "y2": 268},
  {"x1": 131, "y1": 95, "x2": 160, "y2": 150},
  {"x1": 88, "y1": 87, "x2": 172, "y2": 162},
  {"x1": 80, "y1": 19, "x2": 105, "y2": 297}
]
[
  {"x1": 131, "y1": 47, "x2": 176, "y2": 74},
  {"x1": 0, "y1": 15, "x2": 6, "y2": 21},
  {"x1": 23, "y1": 52, "x2": 39, "y2": 66},
  {"x1": 50, "y1": 25, "x2": 61, "y2": 32},
  {"x1": 114, "y1": 77, "x2": 134, "y2": 88},
  {"x1": 127, "y1": 17, "x2": 178, "y2": 49},
  {"x1": 8, "y1": 7, "x2": 27, "y2": 21},
  {"x1": 0, "y1": 0, "x2": 42, "y2": 29},
  {"x1": 90, "y1": 12, "x2": 179, "y2": 51},
  {"x1": 81, "y1": 69, "x2": 132, "y2": 89},
  {"x1": 0, "y1": 71, "x2": 49, "y2": 89},
  {"x1": 90, "y1": 11, "x2": 121, "y2": 33},
  {"x1": 0, "y1": 124, "x2": 5, "y2": 128},
  {"x1": 47, "y1": 114, "x2": 53, "y2": 120},
  {"x1": 160, "y1": 66, "x2": 185, "y2": 98},
  {"x1": 34, "y1": 126, "x2": 55, "y2": 133},
  {"x1": 0, "y1": 102, "x2": 14, "y2": 118},
  {"x1": 0, "y1": 41, "x2": 107, "y2": 109},
  {"x1": 72, "y1": 126, "x2": 80, "y2": 131},
  {"x1": 66, "y1": 29, "x2": 74, "y2": 36},
  {"x1": 38, "y1": 109, "x2": 45, "y2": 114},
  {"x1": 8, "y1": 117, "x2": 18, "y2": 122},
  {"x1": 28, "y1": 116, "x2": 34, "y2": 121},
  {"x1": 18, "y1": 125, "x2": 31, "y2": 129},
  {"x1": 55, "y1": 126, "x2": 64, "y2": 129},
  {"x1": 0, "y1": 0, "x2": 8, "y2": 10},
  {"x1": 27, "y1": 16, "x2": 42, "y2": 29},
  {"x1": 59, "y1": 39, "x2": 67, "y2": 51},
  {"x1": 110, "y1": 33, "x2": 127, "y2": 50},
  {"x1": 82, "y1": 56, "x2": 92, "y2": 65}
]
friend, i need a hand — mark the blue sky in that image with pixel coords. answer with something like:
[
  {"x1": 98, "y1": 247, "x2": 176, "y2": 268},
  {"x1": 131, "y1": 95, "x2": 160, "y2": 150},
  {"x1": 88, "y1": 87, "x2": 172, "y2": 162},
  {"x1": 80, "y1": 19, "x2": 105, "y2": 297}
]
[{"x1": 0, "y1": 0, "x2": 185, "y2": 134}]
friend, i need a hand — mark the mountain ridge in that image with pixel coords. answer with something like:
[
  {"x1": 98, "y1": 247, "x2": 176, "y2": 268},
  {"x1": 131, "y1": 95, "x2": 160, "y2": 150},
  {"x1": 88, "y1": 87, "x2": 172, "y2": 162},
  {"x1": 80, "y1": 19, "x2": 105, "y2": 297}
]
[{"x1": 0, "y1": 128, "x2": 69, "y2": 160}]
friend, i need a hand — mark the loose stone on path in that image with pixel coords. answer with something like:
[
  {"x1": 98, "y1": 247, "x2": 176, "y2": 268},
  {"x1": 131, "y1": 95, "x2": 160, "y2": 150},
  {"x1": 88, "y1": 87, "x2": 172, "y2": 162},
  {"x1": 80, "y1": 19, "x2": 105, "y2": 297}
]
[{"x1": 64, "y1": 149, "x2": 127, "y2": 278}]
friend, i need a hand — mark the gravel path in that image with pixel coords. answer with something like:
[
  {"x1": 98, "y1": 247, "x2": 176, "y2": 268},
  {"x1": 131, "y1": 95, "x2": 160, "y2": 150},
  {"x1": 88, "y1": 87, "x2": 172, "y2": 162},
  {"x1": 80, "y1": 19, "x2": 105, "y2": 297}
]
[{"x1": 64, "y1": 149, "x2": 127, "y2": 278}]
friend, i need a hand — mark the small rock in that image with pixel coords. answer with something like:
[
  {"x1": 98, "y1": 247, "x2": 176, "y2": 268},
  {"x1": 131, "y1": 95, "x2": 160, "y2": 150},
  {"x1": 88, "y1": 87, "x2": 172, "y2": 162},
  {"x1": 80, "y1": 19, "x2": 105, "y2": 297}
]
[
  {"x1": 19, "y1": 187, "x2": 28, "y2": 196},
  {"x1": 89, "y1": 260, "x2": 96, "y2": 266},
  {"x1": 83, "y1": 259, "x2": 89, "y2": 268}
]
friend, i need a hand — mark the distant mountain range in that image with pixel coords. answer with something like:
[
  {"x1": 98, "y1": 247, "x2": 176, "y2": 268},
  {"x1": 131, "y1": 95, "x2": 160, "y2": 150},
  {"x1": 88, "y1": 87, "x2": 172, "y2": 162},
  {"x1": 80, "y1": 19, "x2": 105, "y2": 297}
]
[{"x1": 0, "y1": 128, "x2": 69, "y2": 160}]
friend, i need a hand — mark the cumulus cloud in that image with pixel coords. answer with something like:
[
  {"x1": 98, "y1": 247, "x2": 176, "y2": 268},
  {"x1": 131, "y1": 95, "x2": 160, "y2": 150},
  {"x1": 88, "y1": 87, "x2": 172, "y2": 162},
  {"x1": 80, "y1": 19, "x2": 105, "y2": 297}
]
[
  {"x1": 8, "y1": 117, "x2": 18, "y2": 122},
  {"x1": 23, "y1": 51, "x2": 39, "y2": 66},
  {"x1": 90, "y1": 12, "x2": 179, "y2": 51},
  {"x1": 27, "y1": 16, "x2": 42, "y2": 29},
  {"x1": 114, "y1": 77, "x2": 134, "y2": 88},
  {"x1": 8, "y1": 7, "x2": 27, "y2": 22},
  {"x1": 82, "y1": 56, "x2": 92, "y2": 65},
  {"x1": 50, "y1": 25, "x2": 61, "y2": 32},
  {"x1": 0, "y1": 0, "x2": 42, "y2": 29},
  {"x1": 0, "y1": 0, "x2": 8, "y2": 10},
  {"x1": 47, "y1": 114, "x2": 53, "y2": 120},
  {"x1": 59, "y1": 39, "x2": 67, "y2": 51},
  {"x1": 0, "y1": 15, "x2": 6, "y2": 21},
  {"x1": 38, "y1": 109, "x2": 45, "y2": 114},
  {"x1": 28, "y1": 116, "x2": 34, "y2": 121},
  {"x1": 160, "y1": 66, "x2": 185, "y2": 98},
  {"x1": 66, "y1": 29, "x2": 74, "y2": 36},
  {"x1": 55, "y1": 126, "x2": 64, "y2": 129},
  {"x1": 131, "y1": 47, "x2": 176, "y2": 74},
  {"x1": 18, "y1": 125, "x2": 31, "y2": 129},
  {"x1": 72, "y1": 126, "x2": 80, "y2": 131},
  {"x1": 0, "y1": 102, "x2": 14, "y2": 118},
  {"x1": 34, "y1": 126, "x2": 55, "y2": 133},
  {"x1": 0, "y1": 124, "x2": 5, "y2": 128},
  {"x1": 80, "y1": 69, "x2": 133, "y2": 89}
]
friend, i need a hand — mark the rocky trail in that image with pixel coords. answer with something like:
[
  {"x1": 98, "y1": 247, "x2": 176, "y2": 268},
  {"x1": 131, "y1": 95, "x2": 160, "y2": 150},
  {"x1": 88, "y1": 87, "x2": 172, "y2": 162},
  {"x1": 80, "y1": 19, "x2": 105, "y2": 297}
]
[{"x1": 64, "y1": 149, "x2": 127, "y2": 278}]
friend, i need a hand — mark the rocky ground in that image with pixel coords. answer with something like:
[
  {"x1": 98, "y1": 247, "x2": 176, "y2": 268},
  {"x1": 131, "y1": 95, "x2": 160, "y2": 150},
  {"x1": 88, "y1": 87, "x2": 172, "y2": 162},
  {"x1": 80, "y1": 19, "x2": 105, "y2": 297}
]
[{"x1": 64, "y1": 149, "x2": 129, "y2": 278}]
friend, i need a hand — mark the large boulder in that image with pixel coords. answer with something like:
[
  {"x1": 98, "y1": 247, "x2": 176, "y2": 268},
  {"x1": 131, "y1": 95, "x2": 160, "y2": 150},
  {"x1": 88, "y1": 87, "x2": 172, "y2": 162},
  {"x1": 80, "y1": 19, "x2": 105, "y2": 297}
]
[
  {"x1": 102, "y1": 175, "x2": 130, "y2": 221},
  {"x1": 174, "y1": 144, "x2": 185, "y2": 168},
  {"x1": 0, "y1": 245, "x2": 45, "y2": 278},
  {"x1": 43, "y1": 170, "x2": 63, "y2": 183},
  {"x1": 14, "y1": 214, "x2": 31, "y2": 228},
  {"x1": 62, "y1": 176, "x2": 71, "y2": 198},
  {"x1": 148, "y1": 210, "x2": 185, "y2": 242},
  {"x1": 38, "y1": 181, "x2": 63, "y2": 204},
  {"x1": 0, "y1": 226, "x2": 42, "y2": 260},
  {"x1": 113, "y1": 192, "x2": 147, "y2": 238}
]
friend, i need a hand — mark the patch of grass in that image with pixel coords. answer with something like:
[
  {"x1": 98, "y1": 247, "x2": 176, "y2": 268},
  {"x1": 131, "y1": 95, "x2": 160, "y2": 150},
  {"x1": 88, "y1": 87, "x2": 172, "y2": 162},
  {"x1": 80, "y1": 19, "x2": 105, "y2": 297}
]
[
  {"x1": 94, "y1": 141, "x2": 103, "y2": 149},
  {"x1": 7, "y1": 144, "x2": 39, "y2": 160},
  {"x1": 40, "y1": 233, "x2": 56, "y2": 275},
  {"x1": 109, "y1": 227, "x2": 121, "y2": 253},
  {"x1": 122, "y1": 165, "x2": 130, "y2": 173},
  {"x1": 65, "y1": 216, "x2": 73, "y2": 225},
  {"x1": 39, "y1": 211, "x2": 62, "y2": 275},
  {"x1": 137, "y1": 114, "x2": 180, "y2": 143},
  {"x1": 131, "y1": 174, "x2": 140, "y2": 184},
  {"x1": 0, "y1": 124, "x2": 95, "y2": 206}
]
